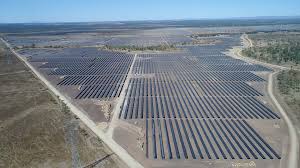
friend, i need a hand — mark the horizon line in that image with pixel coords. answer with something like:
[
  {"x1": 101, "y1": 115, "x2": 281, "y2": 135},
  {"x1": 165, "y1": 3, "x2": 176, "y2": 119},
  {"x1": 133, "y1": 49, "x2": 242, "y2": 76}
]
[{"x1": 1, "y1": 15, "x2": 300, "y2": 24}]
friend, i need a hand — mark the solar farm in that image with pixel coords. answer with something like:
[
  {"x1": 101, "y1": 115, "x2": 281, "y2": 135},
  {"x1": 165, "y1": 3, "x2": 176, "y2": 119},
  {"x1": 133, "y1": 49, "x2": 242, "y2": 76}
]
[{"x1": 9, "y1": 27, "x2": 289, "y2": 168}]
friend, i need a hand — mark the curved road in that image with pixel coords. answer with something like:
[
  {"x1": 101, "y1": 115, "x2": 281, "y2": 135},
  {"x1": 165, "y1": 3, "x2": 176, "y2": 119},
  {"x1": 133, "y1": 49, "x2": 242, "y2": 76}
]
[
  {"x1": 234, "y1": 34, "x2": 299, "y2": 168},
  {"x1": 268, "y1": 71, "x2": 299, "y2": 168},
  {"x1": 240, "y1": 34, "x2": 300, "y2": 71}
]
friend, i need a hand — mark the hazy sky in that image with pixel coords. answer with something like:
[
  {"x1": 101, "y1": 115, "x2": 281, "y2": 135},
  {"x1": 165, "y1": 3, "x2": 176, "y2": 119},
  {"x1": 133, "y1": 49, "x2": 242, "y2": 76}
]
[{"x1": 0, "y1": 0, "x2": 299, "y2": 23}]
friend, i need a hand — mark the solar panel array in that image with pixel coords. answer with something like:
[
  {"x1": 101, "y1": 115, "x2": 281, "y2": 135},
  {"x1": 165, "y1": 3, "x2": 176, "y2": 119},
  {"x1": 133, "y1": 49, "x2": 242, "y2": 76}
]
[
  {"x1": 28, "y1": 48, "x2": 134, "y2": 99},
  {"x1": 146, "y1": 119, "x2": 281, "y2": 160},
  {"x1": 132, "y1": 54, "x2": 270, "y2": 74},
  {"x1": 118, "y1": 36, "x2": 281, "y2": 161},
  {"x1": 25, "y1": 34, "x2": 282, "y2": 162},
  {"x1": 120, "y1": 79, "x2": 279, "y2": 120}
]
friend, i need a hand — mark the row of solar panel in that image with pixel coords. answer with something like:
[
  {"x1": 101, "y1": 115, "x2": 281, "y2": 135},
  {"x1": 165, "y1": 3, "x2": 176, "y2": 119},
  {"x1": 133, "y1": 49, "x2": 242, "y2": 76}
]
[{"x1": 146, "y1": 119, "x2": 281, "y2": 160}]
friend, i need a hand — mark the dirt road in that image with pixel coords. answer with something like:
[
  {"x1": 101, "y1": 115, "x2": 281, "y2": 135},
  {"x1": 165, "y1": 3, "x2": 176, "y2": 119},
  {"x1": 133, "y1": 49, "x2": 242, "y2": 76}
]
[
  {"x1": 228, "y1": 34, "x2": 299, "y2": 168},
  {"x1": 1, "y1": 38, "x2": 143, "y2": 168},
  {"x1": 268, "y1": 71, "x2": 299, "y2": 168},
  {"x1": 107, "y1": 53, "x2": 137, "y2": 137},
  {"x1": 234, "y1": 34, "x2": 300, "y2": 72}
]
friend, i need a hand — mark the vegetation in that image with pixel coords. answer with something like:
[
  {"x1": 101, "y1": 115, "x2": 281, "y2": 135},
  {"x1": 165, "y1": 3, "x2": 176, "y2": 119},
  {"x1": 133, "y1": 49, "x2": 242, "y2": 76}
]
[
  {"x1": 278, "y1": 70, "x2": 300, "y2": 94},
  {"x1": 277, "y1": 70, "x2": 300, "y2": 118},
  {"x1": 43, "y1": 45, "x2": 64, "y2": 48},
  {"x1": 31, "y1": 43, "x2": 36, "y2": 48},
  {"x1": 242, "y1": 32, "x2": 300, "y2": 120},
  {"x1": 13, "y1": 43, "x2": 64, "y2": 50},
  {"x1": 181, "y1": 39, "x2": 222, "y2": 46},
  {"x1": 190, "y1": 33, "x2": 232, "y2": 38},
  {"x1": 184, "y1": 33, "x2": 225, "y2": 46},
  {"x1": 101, "y1": 44, "x2": 177, "y2": 52},
  {"x1": 242, "y1": 32, "x2": 300, "y2": 66},
  {"x1": 242, "y1": 43, "x2": 300, "y2": 65}
]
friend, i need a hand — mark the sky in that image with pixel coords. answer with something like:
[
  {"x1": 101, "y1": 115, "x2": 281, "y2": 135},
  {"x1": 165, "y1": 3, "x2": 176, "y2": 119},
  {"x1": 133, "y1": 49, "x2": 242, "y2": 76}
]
[{"x1": 0, "y1": 0, "x2": 299, "y2": 23}]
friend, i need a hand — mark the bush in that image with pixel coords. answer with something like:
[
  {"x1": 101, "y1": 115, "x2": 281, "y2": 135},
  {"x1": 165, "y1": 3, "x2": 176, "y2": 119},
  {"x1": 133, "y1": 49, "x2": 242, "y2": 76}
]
[{"x1": 102, "y1": 44, "x2": 177, "y2": 52}]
